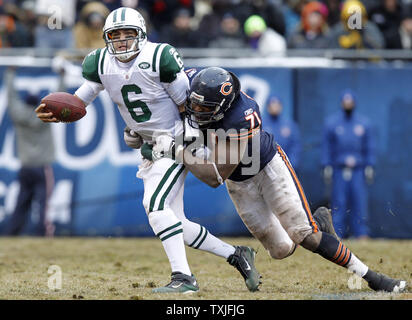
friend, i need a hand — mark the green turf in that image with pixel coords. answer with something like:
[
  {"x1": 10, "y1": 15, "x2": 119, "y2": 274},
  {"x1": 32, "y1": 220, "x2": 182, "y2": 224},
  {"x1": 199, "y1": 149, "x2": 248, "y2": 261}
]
[{"x1": 0, "y1": 237, "x2": 410, "y2": 300}]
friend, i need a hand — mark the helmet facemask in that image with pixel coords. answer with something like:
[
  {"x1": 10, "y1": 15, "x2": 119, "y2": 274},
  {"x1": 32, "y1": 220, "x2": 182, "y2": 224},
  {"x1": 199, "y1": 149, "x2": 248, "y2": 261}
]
[
  {"x1": 104, "y1": 27, "x2": 146, "y2": 62},
  {"x1": 186, "y1": 91, "x2": 233, "y2": 128}
]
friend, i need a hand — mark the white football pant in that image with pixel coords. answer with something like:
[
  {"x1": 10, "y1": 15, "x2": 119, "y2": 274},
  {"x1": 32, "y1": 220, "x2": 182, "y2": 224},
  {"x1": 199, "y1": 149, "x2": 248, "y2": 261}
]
[{"x1": 226, "y1": 146, "x2": 318, "y2": 259}]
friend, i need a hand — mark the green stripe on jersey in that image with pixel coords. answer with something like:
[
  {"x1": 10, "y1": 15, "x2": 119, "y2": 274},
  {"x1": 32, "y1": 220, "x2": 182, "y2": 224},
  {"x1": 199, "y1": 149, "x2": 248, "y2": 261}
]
[
  {"x1": 152, "y1": 44, "x2": 162, "y2": 72},
  {"x1": 99, "y1": 48, "x2": 107, "y2": 75}
]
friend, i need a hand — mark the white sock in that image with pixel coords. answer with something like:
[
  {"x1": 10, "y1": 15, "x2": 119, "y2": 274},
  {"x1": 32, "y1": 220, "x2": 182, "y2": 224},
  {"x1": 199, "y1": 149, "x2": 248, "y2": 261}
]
[
  {"x1": 148, "y1": 209, "x2": 191, "y2": 276},
  {"x1": 346, "y1": 253, "x2": 369, "y2": 277},
  {"x1": 181, "y1": 219, "x2": 236, "y2": 258}
]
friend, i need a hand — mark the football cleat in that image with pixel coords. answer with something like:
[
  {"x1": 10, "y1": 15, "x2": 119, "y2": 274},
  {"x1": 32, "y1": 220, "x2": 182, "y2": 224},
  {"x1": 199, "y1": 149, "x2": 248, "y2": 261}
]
[
  {"x1": 313, "y1": 206, "x2": 340, "y2": 240},
  {"x1": 364, "y1": 270, "x2": 407, "y2": 293},
  {"x1": 152, "y1": 272, "x2": 199, "y2": 294},
  {"x1": 227, "y1": 246, "x2": 262, "y2": 292}
]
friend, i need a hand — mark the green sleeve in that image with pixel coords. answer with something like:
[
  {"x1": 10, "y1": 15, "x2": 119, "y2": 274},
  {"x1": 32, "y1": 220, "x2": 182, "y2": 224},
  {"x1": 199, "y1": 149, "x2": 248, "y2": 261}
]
[
  {"x1": 159, "y1": 45, "x2": 184, "y2": 83},
  {"x1": 82, "y1": 49, "x2": 102, "y2": 84}
]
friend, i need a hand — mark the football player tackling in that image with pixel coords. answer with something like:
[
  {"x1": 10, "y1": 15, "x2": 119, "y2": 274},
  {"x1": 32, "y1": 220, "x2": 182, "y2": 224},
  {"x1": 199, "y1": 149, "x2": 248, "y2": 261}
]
[
  {"x1": 148, "y1": 67, "x2": 407, "y2": 293},
  {"x1": 35, "y1": 8, "x2": 261, "y2": 293}
]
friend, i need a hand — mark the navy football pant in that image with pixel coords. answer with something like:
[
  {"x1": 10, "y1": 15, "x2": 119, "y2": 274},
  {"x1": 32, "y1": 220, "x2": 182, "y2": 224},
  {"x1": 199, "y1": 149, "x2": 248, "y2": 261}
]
[{"x1": 7, "y1": 166, "x2": 54, "y2": 236}]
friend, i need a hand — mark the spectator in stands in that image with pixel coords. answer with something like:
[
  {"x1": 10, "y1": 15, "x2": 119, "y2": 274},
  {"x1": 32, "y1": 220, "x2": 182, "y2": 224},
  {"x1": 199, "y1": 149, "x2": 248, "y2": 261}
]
[
  {"x1": 196, "y1": 2, "x2": 223, "y2": 46},
  {"x1": 4, "y1": 68, "x2": 55, "y2": 237},
  {"x1": 34, "y1": 0, "x2": 77, "y2": 50},
  {"x1": 322, "y1": 0, "x2": 341, "y2": 28},
  {"x1": 322, "y1": 89, "x2": 375, "y2": 239},
  {"x1": 369, "y1": 0, "x2": 404, "y2": 49},
  {"x1": 77, "y1": 0, "x2": 123, "y2": 13},
  {"x1": 158, "y1": 8, "x2": 205, "y2": 48},
  {"x1": 244, "y1": 14, "x2": 286, "y2": 55},
  {"x1": 239, "y1": 0, "x2": 287, "y2": 37},
  {"x1": 370, "y1": 1, "x2": 412, "y2": 49},
  {"x1": 20, "y1": 0, "x2": 37, "y2": 46},
  {"x1": 328, "y1": 0, "x2": 385, "y2": 49},
  {"x1": 73, "y1": 2, "x2": 110, "y2": 49},
  {"x1": 146, "y1": 0, "x2": 195, "y2": 33},
  {"x1": 264, "y1": 96, "x2": 301, "y2": 169},
  {"x1": 287, "y1": 1, "x2": 330, "y2": 49},
  {"x1": 396, "y1": 9, "x2": 412, "y2": 49},
  {"x1": 0, "y1": 4, "x2": 32, "y2": 47},
  {"x1": 208, "y1": 12, "x2": 248, "y2": 49},
  {"x1": 282, "y1": 0, "x2": 309, "y2": 37}
]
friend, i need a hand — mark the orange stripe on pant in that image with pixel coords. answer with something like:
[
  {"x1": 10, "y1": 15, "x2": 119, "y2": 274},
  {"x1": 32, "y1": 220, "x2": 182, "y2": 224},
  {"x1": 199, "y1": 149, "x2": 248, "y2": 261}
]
[{"x1": 277, "y1": 145, "x2": 318, "y2": 233}]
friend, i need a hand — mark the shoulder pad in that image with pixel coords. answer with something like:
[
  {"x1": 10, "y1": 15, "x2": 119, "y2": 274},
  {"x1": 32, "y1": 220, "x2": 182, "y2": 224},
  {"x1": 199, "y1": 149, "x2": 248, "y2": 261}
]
[
  {"x1": 159, "y1": 44, "x2": 184, "y2": 83},
  {"x1": 82, "y1": 49, "x2": 104, "y2": 84}
]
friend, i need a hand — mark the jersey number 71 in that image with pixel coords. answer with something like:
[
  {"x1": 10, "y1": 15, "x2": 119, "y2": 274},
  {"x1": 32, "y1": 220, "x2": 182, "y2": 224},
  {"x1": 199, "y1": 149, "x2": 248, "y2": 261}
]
[{"x1": 245, "y1": 111, "x2": 262, "y2": 130}]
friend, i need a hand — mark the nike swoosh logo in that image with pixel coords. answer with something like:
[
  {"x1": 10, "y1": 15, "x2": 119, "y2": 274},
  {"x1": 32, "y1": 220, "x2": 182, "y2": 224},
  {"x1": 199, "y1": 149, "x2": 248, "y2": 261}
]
[
  {"x1": 244, "y1": 259, "x2": 251, "y2": 271},
  {"x1": 171, "y1": 283, "x2": 183, "y2": 289}
]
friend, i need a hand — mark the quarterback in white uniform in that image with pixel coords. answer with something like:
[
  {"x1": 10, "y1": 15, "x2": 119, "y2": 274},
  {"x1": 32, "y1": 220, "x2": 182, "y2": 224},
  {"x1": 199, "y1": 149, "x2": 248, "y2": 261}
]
[{"x1": 36, "y1": 7, "x2": 261, "y2": 293}]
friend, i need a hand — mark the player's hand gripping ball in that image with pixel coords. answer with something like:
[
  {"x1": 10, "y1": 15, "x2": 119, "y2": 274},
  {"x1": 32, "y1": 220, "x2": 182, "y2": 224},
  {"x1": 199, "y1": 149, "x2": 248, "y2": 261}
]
[{"x1": 40, "y1": 92, "x2": 86, "y2": 122}]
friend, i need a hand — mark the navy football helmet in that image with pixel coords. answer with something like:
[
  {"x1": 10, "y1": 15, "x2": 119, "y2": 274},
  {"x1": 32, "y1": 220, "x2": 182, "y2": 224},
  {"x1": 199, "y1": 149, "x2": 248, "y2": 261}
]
[{"x1": 186, "y1": 67, "x2": 240, "y2": 128}]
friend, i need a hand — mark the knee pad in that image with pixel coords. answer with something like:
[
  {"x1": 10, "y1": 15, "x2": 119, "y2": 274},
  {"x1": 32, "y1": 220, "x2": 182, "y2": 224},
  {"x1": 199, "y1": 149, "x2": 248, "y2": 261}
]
[
  {"x1": 266, "y1": 241, "x2": 295, "y2": 260},
  {"x1": 286, "y1": 224, "x2": 314, "y2": 245}
]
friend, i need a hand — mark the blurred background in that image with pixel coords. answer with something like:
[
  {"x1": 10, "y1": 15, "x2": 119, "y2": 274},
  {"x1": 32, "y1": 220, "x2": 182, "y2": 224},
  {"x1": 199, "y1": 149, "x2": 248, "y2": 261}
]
[{"x1": 0, "y1": 0, "x2": 411, "y2": 239}]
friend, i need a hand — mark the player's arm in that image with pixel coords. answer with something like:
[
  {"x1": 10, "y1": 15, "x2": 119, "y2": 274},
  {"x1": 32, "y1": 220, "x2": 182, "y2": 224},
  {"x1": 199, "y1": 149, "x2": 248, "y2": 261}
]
[
  {"x1": 176, "y1": 133, "x2": 249, "y2": 188},
  {"x1": 158, "y1": 45, "x2": 189, "y2": 113},
  {"x1": 36, "y1": 48, "x2": 104, "y2": 122}
]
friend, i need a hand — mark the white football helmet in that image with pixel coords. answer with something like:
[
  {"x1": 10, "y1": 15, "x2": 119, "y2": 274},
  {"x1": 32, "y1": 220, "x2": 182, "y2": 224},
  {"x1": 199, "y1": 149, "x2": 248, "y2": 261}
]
[{"x1": 103, "y1": 7, "x2": 147, "y2": 62}]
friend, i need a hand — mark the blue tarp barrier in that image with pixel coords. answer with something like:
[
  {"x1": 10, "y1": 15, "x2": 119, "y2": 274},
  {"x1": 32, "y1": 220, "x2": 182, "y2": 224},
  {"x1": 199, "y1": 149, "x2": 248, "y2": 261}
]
[{"x1": 0, "y1": 65, "x2": 410, "y2": 238}]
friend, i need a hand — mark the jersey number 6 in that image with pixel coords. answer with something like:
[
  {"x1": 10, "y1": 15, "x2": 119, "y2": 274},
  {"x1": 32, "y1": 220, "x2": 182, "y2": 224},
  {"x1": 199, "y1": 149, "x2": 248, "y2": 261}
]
[{"x1": 121, "y1": 84, "x2": 152, "y2": 123}]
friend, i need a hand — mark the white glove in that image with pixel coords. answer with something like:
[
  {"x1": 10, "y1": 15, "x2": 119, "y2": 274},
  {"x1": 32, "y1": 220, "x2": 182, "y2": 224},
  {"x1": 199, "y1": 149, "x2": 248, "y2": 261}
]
[
  {"x1": 124, "y1": 126, "x2": 143, "y2": 149},
  {"x1": 152, "y1": 135, "x2": 175, "y2": 161}
]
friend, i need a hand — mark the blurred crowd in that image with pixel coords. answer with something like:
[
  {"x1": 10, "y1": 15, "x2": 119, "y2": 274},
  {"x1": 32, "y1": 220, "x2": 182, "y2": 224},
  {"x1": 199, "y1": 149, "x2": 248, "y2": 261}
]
[{"x1": 1, "y1": 0, "x2": 412, "y2": 52}]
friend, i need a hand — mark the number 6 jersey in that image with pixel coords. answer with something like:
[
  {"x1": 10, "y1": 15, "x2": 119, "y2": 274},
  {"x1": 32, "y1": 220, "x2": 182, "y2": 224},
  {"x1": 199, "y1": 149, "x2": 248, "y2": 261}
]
[{"x1": 75, "y1": 42, "x2": 188, "y2": 142}]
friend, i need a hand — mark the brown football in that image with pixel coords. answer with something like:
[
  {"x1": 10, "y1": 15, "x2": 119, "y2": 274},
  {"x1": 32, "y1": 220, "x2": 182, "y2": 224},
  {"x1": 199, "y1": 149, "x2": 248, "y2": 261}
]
[{"x1": 41, "y1": 92, "x2": 86, "y2": 123}]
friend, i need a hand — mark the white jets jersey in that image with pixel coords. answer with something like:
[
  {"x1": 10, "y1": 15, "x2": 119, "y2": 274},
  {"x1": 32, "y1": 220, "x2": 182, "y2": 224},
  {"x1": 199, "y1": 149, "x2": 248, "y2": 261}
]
[{"x1": 80, "y1": 42, "x2": 186, "y2": 142}]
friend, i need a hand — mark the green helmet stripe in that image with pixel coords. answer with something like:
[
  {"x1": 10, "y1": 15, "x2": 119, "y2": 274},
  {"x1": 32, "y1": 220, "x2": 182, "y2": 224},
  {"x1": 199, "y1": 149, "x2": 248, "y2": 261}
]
[
  {"x1": 121, "y1": 8, "x2": 126, "y2": 21},
  {"x1": 113, "y1": 9, "x2": 118, "y2": 23}
]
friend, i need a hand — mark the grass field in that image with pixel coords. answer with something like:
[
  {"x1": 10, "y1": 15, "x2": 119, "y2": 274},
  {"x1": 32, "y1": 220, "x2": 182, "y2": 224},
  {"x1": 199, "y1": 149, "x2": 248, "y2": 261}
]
[{"x1": 0, "y1": 237, "x2": 411, "y2": 300}]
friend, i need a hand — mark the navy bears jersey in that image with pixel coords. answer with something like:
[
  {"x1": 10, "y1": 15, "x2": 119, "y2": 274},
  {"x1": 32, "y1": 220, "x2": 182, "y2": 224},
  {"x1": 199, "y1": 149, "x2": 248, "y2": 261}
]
[{"x1": 185, "y1": 68, "x2": 278, "y2": 181}]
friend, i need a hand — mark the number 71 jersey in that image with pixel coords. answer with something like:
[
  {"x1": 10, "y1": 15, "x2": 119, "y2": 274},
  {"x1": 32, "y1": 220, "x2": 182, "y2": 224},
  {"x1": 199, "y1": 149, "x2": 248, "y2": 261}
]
[{"x1": 81, "y1": 42, "x2": 186, "y2": 142}]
